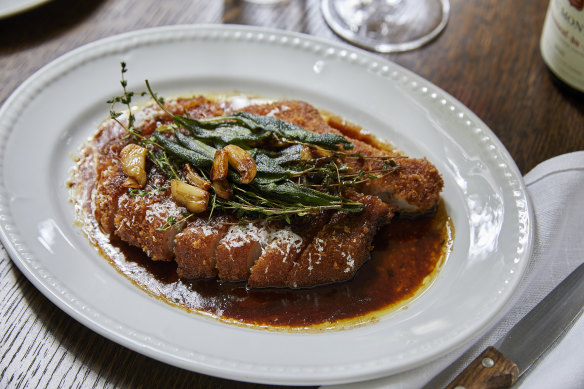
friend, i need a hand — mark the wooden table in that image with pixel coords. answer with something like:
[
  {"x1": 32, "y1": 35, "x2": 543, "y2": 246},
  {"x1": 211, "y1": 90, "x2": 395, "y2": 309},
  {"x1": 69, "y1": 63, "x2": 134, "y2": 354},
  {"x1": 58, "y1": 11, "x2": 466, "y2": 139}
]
[{"x1": 1, "y1": 0, "x2": 582, "y2": 388}]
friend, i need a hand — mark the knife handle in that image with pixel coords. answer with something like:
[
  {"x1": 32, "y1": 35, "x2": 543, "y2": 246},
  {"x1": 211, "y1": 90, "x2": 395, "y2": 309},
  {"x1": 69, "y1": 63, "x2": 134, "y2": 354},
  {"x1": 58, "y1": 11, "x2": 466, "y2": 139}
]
[{"x1": 445, "y1": 346, "x2": 519, "y2": 389}]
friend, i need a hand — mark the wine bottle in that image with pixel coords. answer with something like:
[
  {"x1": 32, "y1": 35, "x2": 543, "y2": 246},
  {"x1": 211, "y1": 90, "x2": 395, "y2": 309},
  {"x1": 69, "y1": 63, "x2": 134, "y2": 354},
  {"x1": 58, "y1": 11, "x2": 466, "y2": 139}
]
[{"x1": 540, "y1": 0, "x2": 584, "y2": 93}]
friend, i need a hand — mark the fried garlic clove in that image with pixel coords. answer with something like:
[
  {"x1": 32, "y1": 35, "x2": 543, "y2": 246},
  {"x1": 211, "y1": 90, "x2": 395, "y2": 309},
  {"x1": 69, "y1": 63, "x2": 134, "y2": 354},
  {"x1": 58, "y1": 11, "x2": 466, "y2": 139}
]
[
  {"x1": 123, "y1": 176, "x2": 142, "y2": 189},
  {"x1": 211, "y1": 149, "x2": 229, "y2": 181},
  {"x1": 223, "y1": 144, "x2": 257, "y2": 184},
  {"x1": 211, "y1": 180, "x2": 233, "y2": 200},
  {"x1": 184, "y1": 163, "x2": 211, "y2": 190},
  {"x1": 120, "y1": 143, "x2": 148, "y2": 188},
  {"x1": 171, "y1": 179, "x2": 209, "y2": 213}
]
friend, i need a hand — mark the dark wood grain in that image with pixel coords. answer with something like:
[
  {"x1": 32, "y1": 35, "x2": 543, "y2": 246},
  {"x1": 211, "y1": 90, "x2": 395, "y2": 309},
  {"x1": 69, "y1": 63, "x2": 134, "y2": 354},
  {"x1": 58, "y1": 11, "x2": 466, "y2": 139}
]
[
  {"x1": 446, "y1": 346, "x2": 519, "y2": 389},
  {"x1": 388, "y1": 1, "x2": 583, "y2": 176},
  {"x1": 1, "y1": 0, "x2": 582, "y2": 388}
]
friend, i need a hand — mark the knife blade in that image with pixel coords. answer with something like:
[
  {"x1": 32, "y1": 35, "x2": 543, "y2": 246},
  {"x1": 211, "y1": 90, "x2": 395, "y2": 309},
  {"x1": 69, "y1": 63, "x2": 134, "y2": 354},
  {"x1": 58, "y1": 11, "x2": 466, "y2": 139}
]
[{"x1": 423, "y1": 261, "x2": 584, "y2": 389}]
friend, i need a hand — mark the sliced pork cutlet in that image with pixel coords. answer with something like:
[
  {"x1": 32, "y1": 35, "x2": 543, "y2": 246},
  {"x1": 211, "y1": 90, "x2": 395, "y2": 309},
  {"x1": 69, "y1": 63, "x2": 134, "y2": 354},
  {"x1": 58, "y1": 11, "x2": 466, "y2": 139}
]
[
  {"x1": 240, "y1": 100, "x2": 334, "y2": 137},
  {"x1": 286, "y1": 194, "x2": 390, "y2": 288},
  {"x1": 174, "y1": 215, "x2": 234, "y2": 279},
  {"x1": 241, "y1": 101, "x2": 443, "y2": 214},
  {"x1": 248, "y1": 214, "x2": 330, "y2": 288},
  {"x1": 357, "y1": 156, "x2": 444, "y2": 214},
  {"x1": 323, "y1": 124, "x2": 443, "y2": 214},
  {"x1": 215, "y1": 221, "x2": 274, "y2": 282},
  {"x1": 113, "y1": 169, "x2": 186, "y2": 261},
  {"x1": 91, "y1": 118, "x2": 131, "y2": 234},
  {"x1": 91, "y1": 97, "x2": 222, "y2": 235},
  {"x1": 92, "y1": 118, "x2": 129, "y2": 173},
  {"x1": 93, "y1": 162, "x2": 127, "y2": 234},
  {"x1": 336, "y1": 137, "x2": 444, "y2": 213}
]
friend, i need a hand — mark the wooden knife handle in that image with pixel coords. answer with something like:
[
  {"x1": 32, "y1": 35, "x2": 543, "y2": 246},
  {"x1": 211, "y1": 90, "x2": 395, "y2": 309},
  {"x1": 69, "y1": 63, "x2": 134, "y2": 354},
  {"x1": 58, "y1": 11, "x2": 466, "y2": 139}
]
[{"x1": 445, "y1": 346, "x2": 519, "y2": 389}]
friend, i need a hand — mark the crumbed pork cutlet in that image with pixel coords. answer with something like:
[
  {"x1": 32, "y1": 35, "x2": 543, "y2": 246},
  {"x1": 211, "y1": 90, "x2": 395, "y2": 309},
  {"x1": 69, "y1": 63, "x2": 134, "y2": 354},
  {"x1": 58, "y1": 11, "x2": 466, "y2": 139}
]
[
  {"x1": 287, "y1": 193, "x2": 390, "y2": 288},
  {"x1": 92, "y1": 97, "x2": 225, "y2": 238},
  {"x1": 93, "y1": 163, "x2": 127, "y2": 234},
  {"x1": 85, "y1": 96, "x2": 443, "y2": 288},
  {"x1": 248, "y1": 214, "x2": 329, "y2": 288},
  {"x1": 174, "y1": 215, "x2": 233, "y2": 278},
  {"x1": 215, "y1": 221, "x2": 274, "y2": 281},
  {"x1": 91, "y1": 119, "x2": 130, "y2": 234},
  {"x1": 243, "y1": 101, "x2": 443, "y2": 213},
  {"x1": 113, "y1": 170, "x2": 185, "y2": 261},
  {"x1": 359, "y1": 157, "x2": 443, "y2": 213}
]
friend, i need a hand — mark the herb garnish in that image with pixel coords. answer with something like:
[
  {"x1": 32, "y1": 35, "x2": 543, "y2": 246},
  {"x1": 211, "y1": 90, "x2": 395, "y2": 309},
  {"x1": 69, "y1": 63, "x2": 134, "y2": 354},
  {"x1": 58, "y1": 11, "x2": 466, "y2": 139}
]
[{"x1": 109, "y1": 63, "x2": 403, "y2": 224}]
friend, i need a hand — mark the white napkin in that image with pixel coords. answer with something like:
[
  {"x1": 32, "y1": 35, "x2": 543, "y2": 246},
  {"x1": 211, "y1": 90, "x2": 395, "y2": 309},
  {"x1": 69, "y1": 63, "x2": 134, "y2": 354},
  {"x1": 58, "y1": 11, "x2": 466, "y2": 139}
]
[{"x1": 324, "y1": 151, "x2": 584, "y2": 389}]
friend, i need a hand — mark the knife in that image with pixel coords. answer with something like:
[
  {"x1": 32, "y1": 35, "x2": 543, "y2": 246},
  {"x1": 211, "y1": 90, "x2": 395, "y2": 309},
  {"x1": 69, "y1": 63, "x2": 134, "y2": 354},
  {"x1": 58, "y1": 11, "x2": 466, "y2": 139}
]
[{"x1": 423, "y1": 261, "x2": 584, "y2": 389}]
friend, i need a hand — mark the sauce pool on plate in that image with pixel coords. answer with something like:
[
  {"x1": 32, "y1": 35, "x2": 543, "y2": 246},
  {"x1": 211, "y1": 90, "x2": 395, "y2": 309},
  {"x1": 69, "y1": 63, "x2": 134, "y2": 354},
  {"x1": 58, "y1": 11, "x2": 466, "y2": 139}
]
[
  {"x1": 70, "y1": 95, "x2": 452, "y2": 331},
  {"x1": 106, "y1": 202, "x2": 452, "y2": 330}
]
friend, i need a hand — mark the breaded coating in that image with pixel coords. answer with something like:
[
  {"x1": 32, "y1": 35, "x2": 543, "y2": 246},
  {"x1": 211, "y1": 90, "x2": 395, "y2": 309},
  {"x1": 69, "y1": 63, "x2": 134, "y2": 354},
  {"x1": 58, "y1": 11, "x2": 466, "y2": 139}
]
[
  {"x1": 91, "y1": 119, "x2": 130, "y2": 234},
  {"x1": 359, "y1": 157, "x2": 443, "y2": 213},
  {"x1": 86, "y1": 96, "x2": 443, "y2": 288},
  {"x1": 114, "y1": 171, "x2": 185, "y2": 261},
  {"x1": 215, "y1": 222, "x2": 271, "y2": 281},
  {"x1": 174, "y1": 215, "x2": 233, "y2": 278},
  {"x1": 244, "y1": 101, "x2": 443, "y2": 213},
  {"x1": 93, "y1": 162, "x2": 127, "y2": 234},
  {"x1": 248, "y1": 215, "x2": 329, "y2": 288},
  {"x1": 287, "y1": 194, "x2": 390, "y2": 288}
]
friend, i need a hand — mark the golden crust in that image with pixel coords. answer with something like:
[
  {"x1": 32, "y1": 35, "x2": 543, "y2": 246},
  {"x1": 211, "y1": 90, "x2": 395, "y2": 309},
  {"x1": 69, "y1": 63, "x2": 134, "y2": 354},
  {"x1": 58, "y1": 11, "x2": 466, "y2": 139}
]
[
  {"x1": 244, "y1": 100, "x2": 443, "y2": 213},
  {"x1": 93, "y1": 163, "x2": 127, "y2": 234},
  {"x1": 360, "y1": 157, "x2": 444, "y2": 213},
  {"x1": 86, "y1": 96, "x2": 443, "y2": 288},
  {"x1": 287, "y1": 194, "x2": 389, "y2": 288},
  {"x1": 113, "y1": 172, "x2": 182, "y2": 261},
  {"x1": 247, "y1": 214, "x2": 330, "y2": 288},
  {"x1": 174, "y1": 216, "x2": 233, "y2": 278},
  {"x1": 215, "y1": 222, "x2": 267, "y2": 281}
]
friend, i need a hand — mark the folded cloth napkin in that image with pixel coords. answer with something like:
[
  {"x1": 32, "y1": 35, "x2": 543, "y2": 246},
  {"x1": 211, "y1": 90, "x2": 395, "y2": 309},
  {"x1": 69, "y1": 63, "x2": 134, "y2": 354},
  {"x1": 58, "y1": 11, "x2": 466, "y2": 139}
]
[{"x1": 324, "y1": 151, "x2": 584, "y2": 389}]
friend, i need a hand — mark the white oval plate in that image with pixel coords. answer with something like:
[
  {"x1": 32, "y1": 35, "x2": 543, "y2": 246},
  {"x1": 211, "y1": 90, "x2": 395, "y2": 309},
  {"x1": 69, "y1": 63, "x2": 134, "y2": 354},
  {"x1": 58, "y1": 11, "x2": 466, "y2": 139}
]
[
  {"x1": 0, "y1": 25, "x2": 532, "y2": 385},
  {"x1": 0, "y1": 0, "x2": 51, "y2": 18}
]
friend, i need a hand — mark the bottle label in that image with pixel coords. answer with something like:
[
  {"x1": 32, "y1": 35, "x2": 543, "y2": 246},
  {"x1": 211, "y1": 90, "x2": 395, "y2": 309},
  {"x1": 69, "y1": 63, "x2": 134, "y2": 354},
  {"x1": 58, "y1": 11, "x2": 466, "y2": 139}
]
[{"x1": 540, "y1": 0, "x2": 584, "y2": 91}]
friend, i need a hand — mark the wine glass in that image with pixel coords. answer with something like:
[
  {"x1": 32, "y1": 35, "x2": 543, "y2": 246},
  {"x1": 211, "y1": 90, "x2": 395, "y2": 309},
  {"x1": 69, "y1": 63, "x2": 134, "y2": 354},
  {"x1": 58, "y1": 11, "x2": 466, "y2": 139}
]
[{"x1": 321, "y1": 0, "x2": 450, "y2": 53}]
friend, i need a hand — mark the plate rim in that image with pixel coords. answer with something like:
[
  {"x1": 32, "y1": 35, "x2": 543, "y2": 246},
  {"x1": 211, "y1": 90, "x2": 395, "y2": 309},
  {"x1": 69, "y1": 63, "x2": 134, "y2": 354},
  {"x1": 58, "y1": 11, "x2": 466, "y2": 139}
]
[
  {"x1": 0, "y1": 24, "x2": 533, "y2": 385},
  {"x1": 0, "y1": 0, "x2": 52, "y2": 19}
]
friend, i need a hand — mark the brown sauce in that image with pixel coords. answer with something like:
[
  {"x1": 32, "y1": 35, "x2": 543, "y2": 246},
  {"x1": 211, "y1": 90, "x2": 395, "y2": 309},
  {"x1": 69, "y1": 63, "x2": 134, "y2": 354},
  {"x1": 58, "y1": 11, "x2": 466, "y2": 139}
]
[
  {"x1": 72, "y1": 97, "x2": 452, "y2": 331},
  {"x1": 103, "y1": 203, "x2": 452, "y2": 330}
]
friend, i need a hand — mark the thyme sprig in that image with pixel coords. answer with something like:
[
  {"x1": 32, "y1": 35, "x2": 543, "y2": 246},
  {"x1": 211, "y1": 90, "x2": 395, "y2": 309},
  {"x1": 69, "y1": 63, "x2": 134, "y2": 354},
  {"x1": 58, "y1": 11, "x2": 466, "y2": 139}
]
[
  {"x1": 147, "y1": 149, "x2": 181, "y2": 180},
  {"x1": 157, "y1": 213, "x2": 192, "y2": 231},
  {"x1": 107, "y1": 62, "x2": 149, "y2": 141},
  {"x1": 128, "y1": 184, "x2": 169, "y2": 197}
]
